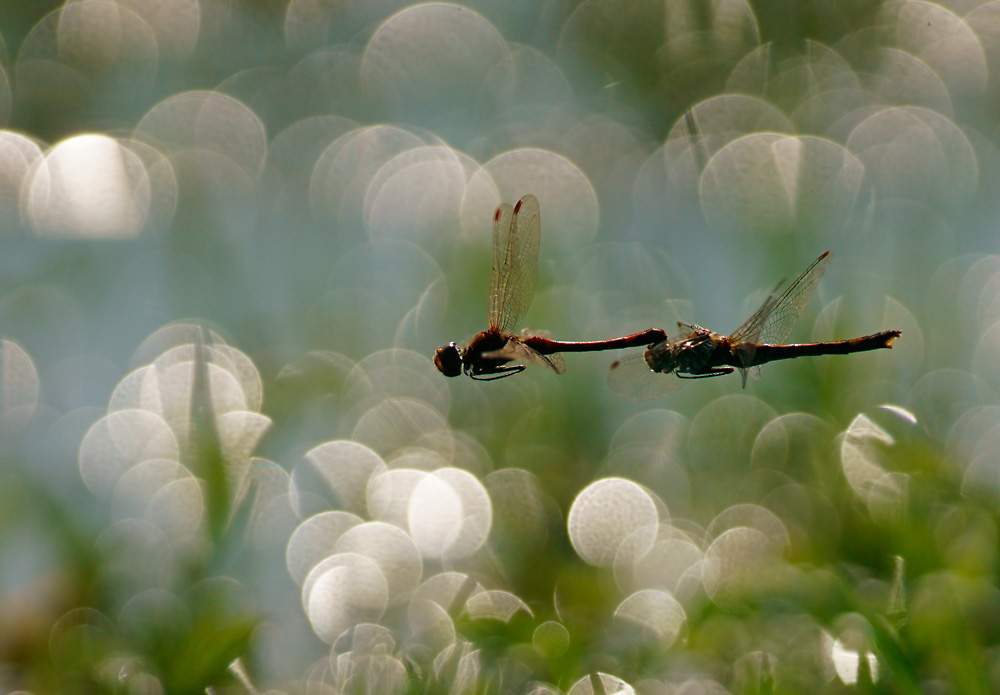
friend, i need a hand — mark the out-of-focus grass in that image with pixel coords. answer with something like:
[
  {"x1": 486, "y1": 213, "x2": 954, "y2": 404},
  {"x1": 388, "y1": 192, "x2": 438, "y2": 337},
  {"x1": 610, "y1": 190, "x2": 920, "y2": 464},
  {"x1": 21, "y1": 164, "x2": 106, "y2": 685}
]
[{"x1": 3, "y1": 0, "x2": 1000, "y2": 693}]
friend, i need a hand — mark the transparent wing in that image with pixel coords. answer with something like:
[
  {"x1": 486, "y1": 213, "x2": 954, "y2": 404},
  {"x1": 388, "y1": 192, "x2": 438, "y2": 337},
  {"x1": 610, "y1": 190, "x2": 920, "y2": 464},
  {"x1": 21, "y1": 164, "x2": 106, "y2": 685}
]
[
  {"x1": 740, "y1": 365, "x2": 760, "y2": 386},
  {"x1": 729, "y1": 251, "x2": 833, "y2": 345},
  {"x1": 488, "y1": 195, "x2": 540, "y2": 334},
  {"x1": 607, "y1": 352, "x2": 683, "y2": 401},
  {"x1": 488, "y1": 201, "x2": 514, "y2": 330},
  {"x1": 484, "y1": 337, "x2": 565, "y2": 374}
]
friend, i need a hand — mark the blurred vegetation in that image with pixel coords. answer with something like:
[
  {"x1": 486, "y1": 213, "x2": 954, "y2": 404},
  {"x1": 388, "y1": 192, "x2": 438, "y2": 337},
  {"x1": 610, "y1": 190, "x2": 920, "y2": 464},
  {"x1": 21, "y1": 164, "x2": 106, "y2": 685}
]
[{"x1": 2, "y1": 0, "x2": 1000, "y2": 694}]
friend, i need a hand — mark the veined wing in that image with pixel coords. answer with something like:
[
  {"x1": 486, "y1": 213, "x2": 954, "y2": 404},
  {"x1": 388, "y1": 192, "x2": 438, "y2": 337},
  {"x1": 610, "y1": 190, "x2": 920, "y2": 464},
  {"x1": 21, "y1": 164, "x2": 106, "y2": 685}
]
[
  {"x1": 488, "y1": 195, "x2": 541, "y2": 335},
  {"x1": 729, "y1": 251, "x2": 833, "y2": 345},
  {"x1": 607, "y1": 351, "x2": 683, "y2": 401},
  {"x1": 483, "y1": 336, "x2": 566, "y2": 374}
]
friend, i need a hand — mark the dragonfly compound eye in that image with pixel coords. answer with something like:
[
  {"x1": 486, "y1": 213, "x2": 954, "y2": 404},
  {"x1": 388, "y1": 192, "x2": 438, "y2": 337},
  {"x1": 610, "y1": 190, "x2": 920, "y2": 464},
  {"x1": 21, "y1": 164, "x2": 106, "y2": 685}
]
[{"x1": 434, "y1": 343, "x2": 463, "y2": 377}]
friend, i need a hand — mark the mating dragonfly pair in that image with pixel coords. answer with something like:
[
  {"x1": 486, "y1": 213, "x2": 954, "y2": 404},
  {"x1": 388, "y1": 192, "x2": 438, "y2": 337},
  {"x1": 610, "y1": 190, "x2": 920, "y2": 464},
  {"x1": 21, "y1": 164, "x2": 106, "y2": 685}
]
[{"x1": 434, "y1": 195, "x2": 900, "y2": 400}]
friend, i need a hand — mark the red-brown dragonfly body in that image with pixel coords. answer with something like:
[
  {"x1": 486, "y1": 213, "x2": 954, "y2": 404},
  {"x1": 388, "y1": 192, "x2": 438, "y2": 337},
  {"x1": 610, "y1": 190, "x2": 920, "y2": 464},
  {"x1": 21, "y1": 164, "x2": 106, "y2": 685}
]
[
  {"x1": 435, "y1": 195, "x2": 666, "y2": 380},
  {"x1": 609, "y1": 251, "x2": 901, "y2": 399}
]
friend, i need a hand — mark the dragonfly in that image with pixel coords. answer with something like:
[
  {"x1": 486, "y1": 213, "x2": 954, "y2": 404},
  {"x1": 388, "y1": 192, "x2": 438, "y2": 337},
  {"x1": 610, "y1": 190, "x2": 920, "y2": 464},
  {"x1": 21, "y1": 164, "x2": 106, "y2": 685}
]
[
  {"x1": 434, "y1": 194, "x2": 667, "y2": 380},
  {"x1": 608, "y1": 251, "x2": 901, "y2": 400}
]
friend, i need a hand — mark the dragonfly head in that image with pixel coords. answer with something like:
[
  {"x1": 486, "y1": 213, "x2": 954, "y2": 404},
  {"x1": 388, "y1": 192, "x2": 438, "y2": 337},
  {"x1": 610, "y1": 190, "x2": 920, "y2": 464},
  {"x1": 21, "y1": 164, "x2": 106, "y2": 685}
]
[
  {"x1": 434, "y1": 342, "x2": 463, "y2": 377},
  {"x1": 644, "y1": 341, "x2": 677, "y2": 374}
]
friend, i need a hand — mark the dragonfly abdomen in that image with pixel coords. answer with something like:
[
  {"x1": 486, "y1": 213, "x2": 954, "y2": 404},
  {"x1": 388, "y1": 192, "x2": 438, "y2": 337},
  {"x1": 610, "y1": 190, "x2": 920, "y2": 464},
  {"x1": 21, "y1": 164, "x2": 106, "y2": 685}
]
[{"x1": 734, "y1": 330, "x2": 900, "y2": 368}]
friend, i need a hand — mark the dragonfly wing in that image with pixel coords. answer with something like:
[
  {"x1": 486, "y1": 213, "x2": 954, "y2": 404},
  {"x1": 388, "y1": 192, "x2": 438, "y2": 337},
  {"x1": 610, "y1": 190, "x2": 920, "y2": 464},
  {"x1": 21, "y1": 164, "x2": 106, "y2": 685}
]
[
  {"x1": 739, "y1": 365, "x2": 761, "y2": 387},
  {"x1": 728, "y1": 292, "x2": 779, "y2": 345},
  {"x1": 488, "y1": 195, "x2": 540, "y2": 335},
  {"x1": 608, "y1": 352, "x2": 683, "y2": 401},
  {"x1": 484, "y1": 337, "x2": 565, "y2": 374},
  {"x1": 729, "y1": 251, "x2": 833, "y2": 345},
  {"x1": 488, "y1": 201, "x2": 514, "y2": 331},
  {"x1": 542, "y1": 351, "x2": 566, "y2": 374},
  {"x1": 520, "y1": 328, "x2": 566, "y2": 373}
]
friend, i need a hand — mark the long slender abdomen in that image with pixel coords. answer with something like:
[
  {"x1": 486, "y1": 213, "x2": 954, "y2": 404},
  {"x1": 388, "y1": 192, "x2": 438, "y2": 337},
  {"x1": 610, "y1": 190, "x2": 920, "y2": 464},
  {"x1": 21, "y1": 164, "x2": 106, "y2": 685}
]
[
  {"x1": 522, "y1": 328, "x2": 667, "y2": 355},
  {"x1": 737, "y1": 330, "x2": 900, "y2": 367}
]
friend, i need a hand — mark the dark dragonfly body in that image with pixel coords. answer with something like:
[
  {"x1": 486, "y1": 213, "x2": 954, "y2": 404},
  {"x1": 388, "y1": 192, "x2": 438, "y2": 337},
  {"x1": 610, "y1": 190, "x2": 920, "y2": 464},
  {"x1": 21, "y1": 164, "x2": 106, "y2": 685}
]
[{"x1": 609, "y1": 251, "x2": 901, "y2": 400}]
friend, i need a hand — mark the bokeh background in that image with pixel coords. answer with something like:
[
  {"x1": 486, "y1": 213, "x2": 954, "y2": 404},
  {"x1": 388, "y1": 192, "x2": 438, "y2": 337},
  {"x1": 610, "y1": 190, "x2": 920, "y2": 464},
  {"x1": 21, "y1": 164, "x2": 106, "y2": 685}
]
[{"x1": 1, "y1": 0, "x2": 999, "y2": 692}]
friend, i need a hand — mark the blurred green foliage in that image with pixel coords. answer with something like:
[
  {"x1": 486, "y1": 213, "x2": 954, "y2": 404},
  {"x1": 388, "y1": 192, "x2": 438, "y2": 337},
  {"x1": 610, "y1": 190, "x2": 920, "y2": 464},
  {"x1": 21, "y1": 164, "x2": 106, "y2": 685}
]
[{"x1": 3, "y1": 0, "x2": 1000, "y2": 693}]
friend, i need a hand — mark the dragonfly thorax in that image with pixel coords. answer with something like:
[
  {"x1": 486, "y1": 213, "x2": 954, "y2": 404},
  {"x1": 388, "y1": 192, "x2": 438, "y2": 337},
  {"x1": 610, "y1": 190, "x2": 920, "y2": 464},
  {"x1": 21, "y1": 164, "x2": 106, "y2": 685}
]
[{"x1": 644, "y1": 325, "x2": 720, "y2": 375}]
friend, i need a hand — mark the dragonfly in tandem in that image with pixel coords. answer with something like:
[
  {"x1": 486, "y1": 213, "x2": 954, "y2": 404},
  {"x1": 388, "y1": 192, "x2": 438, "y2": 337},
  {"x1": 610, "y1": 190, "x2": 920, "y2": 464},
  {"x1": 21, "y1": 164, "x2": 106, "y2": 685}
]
[
  {"x1": 608, "y1": 251, "x2": 901, "y2": 400},
  {"x1": 434, "y1": 194, "x2": 666, "y2": 380}
]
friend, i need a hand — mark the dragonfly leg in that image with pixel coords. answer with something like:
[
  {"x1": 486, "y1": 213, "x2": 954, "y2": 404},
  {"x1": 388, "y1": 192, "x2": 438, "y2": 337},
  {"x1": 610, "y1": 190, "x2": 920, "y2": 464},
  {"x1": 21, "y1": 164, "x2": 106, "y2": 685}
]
[
  {"x1": 470, "y1": 365, "x2": 526, "y2": 381},
  {"x1": 676, "y1": 367, "x2": 734, "y2": 380}
]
